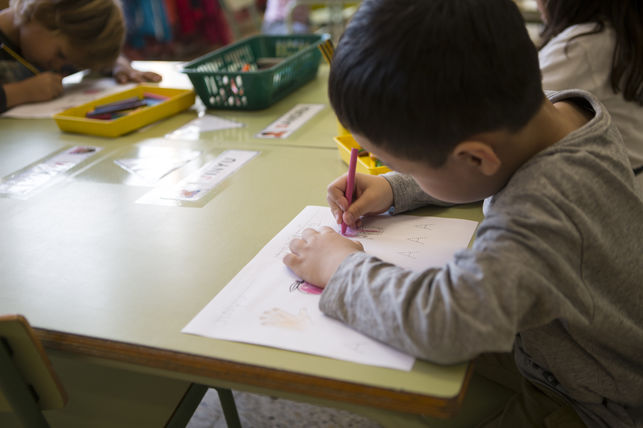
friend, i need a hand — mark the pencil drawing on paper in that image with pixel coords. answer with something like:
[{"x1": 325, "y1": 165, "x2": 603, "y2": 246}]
[
  {"x1": 398, "y1": 250, "x2": 420, "y2": 259},
  {"x1": 274, "y1": 220, "x2": 325, "y2": 258},
  {"x1": 407, "y1": 236, "x2": 428, "y2": 244},
  {"x1": 414, "y1": 223, "x2": 435, "y2": 231},
  {"x1": 342, "y1": 339, "x2": 371, "y2": 354},
  {"x1": 260, "y1": 307, "x2": 311, "y2": 331},
  {"x1": 354, "y1": 225, "x2": 384, "y2": 239},
  {"x1": 289, "y1": 279, "x2": 323, "y2": 295}
]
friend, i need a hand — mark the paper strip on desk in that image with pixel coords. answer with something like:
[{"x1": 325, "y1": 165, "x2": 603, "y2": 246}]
[
  {"x1": 255, "y1": 104, "x2": 324, "y2": 139},
  {"x1": 183, "y1": 205, "x2": 479, "y2": 371},
  {"x1": 165, "y1": 115, "x2": 244, "y2": 140},
  {"x1": 0, "y1": 145, "x2": 102, "y2": 199},
  {"x1": 114, "y1": 147, "x2": 201, "y2": 185},
  {"x1": 137, "y1": 149, "x2": 258, "y2": 206}
]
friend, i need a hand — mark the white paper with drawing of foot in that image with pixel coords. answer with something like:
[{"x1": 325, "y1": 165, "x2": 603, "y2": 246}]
[{"x1": 182, "y1": 205, "x2": 478, "y2": 371}]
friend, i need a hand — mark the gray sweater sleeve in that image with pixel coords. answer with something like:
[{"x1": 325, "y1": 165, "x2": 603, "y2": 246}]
[
  {"x1": 319, "y1": 194, "x2": 592, "y2": 365},
  {"x1": 383, "y1": 172, "x2": 453, "y2": 213}
]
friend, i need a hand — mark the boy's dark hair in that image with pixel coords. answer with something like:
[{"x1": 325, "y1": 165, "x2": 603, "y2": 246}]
[
  {"x1": 329, "y1": 0, "x2": 543, "y2": 167},
  {"x1": 539, "y1": 0, "x2": 643, "y2": 106}
]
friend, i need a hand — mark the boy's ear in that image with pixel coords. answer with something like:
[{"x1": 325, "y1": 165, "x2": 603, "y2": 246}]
[{"x1": 452, "y1": 141, "x2": 501, "y2": 176}]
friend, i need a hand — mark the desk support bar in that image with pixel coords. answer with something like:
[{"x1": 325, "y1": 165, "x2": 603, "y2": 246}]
[
  {"x1": 164, "y1": 383, "x2": 242, "y2": 428},
  {"x1": 165, "y1": 383, "x2": 208, "y2": 428},
  {"x1": 216, "y1": 387, "x2": 242, "y2": 428}
]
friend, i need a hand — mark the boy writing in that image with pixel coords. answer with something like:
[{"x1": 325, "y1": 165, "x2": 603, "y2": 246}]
[
  {"x1": 0, "y1": 0, "x2": 160, "y2": 113},
  {"x1": 283, "y1": 0, "x2": 643, "y2": 426}
]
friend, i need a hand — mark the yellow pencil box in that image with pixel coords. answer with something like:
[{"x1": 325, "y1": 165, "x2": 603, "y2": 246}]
[
  {"x1": 53, "y1": 85, "x2": 195, "y2": 138},
  {"x1": 334, "y1": 134, "x2": 391, "y2": 175}
]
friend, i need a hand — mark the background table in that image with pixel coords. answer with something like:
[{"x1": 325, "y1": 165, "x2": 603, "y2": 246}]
[{"x1": 0, "y1": 65, "x2": 494, "y2": 427}]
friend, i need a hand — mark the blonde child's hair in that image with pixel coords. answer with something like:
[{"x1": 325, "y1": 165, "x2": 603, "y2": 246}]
[{"x1": 10, "y1": 0, "x2": 125, "y2": 70}]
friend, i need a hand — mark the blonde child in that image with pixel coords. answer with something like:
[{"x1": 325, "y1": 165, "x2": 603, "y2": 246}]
[
  {"x1": 284, "y1": 0, "x2": 643, "y2": 426},
  {"x1": 0, "y1": 0, "x2": 161, "y2": 113}
]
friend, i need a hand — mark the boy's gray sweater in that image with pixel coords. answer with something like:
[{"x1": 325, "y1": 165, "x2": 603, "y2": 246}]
[{"x1": 320, "y1": 90, "x2": 643, "y2": 427}]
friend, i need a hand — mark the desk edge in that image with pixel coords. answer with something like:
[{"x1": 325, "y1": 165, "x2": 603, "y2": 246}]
[{"x1": 36, "y1": 328, "x2": 472, "y2": 417}]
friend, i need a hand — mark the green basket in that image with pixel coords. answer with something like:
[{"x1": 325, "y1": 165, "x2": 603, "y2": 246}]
[{"x1": 181, "y1": 34, "x2": 327, "y2": 110}]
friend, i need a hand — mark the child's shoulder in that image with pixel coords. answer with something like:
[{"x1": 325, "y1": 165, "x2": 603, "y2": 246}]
[
  {"x1": 555, "y1": 22, "x2": 614, "y2": 40},
  {"x1": 493, "y1": 90, "x2": 635, "y2": 211},
  {"x1": 544, "y1": 22, "x2": 615, "y2": 56},
  {"x1": 543, "y1": 89, "x2": 622, "y2": 157}
]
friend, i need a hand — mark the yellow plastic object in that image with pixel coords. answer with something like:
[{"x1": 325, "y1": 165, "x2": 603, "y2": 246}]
[
  {"x1": 336, "y1": 120, "x2": 351, "y2": 136},
  {"x1": 334, "y1": 134, "x2": 391, "y2": 175},
  {"x1": 53, "y1": 85, "x2": 195, "y2": 138}
]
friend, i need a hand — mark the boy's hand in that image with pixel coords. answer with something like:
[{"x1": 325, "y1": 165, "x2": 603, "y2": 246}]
[
  {"x1": 283, "y1": 227, "x2": 364, "y2": 288},
  {"x1": 327, "y1": 173, "x2": 394, "y2": 229},
  {"x1": 112, "y1": 56, "x2": 162, "y2": 84}
]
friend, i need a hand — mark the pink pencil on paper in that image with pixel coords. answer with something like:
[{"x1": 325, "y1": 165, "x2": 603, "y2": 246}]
[{"x1": 342, "y1": 147, "x2": 359, "y2": 235}]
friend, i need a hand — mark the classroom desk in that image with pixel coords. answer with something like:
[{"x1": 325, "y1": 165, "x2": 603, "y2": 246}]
[{"x1": 0, "y1": 65, "x2": 491, "y2": 427}]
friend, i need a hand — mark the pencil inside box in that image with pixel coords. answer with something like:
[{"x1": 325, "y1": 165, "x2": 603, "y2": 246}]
[
  {"x1": 334, "y1": 135, "x2": 391, "y2": 175},
  {"x1": 85, "y1": 92, "x2": 170, "y2": 120}
]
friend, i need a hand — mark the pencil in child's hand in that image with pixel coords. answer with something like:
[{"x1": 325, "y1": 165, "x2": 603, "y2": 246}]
[
  {"x1": 342, "y1": 148, "x2": 359, "y2": 235},
  {"x1": 0, "y1": 43, "x2": 40, "y2": 75}
]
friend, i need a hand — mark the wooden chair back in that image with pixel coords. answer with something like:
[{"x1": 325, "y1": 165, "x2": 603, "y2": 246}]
[{"x1": 0, "y1": 315, "x2": 67, "y2": 427}]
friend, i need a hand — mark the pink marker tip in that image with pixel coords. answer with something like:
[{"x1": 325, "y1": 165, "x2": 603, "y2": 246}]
[{"x1": 342, "y1": 148, "x2": 359, "y2": 236}]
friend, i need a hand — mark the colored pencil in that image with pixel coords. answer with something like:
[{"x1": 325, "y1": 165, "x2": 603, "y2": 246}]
[
  {"x1": 318, "y1": 38, "x2": 335, "y2": 65},
  {"x1": 0, "y1": 42, "x2": 39, "y2": 75},
  {"x1": 86, "y1": 97, "x2": 146, "y2": 118},
  {"x1": 342, "y1": 147, "x2": 359, "y2": 235}
]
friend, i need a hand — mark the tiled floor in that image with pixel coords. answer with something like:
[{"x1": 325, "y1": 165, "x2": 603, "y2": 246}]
[{"x1": 187, "y1": 389, "x2": 383, "y2": 428}]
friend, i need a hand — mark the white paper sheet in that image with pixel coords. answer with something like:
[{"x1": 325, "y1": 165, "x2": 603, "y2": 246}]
[
  {"x1": 114, "y1": 147, "x2": 201, "y2": 185},
  {"x1": 0, "y1": 145, "x2": 102, "y2": 198},
  {"x1": 136, "y1": 149, "x2": 259, "y2": 206},
  {"x1": 183, "y1": 205, "x2": 479, "y2": 371},
  {"x1": 130, "y1": 61, "x2": 193, "y2": 89}
]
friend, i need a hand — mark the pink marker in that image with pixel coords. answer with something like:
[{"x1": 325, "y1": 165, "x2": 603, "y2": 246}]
[{"x1": 342, "y1": 148, "x2": 359, "y2": 235}]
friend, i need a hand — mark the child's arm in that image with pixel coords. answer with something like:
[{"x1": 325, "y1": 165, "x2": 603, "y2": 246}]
[
  {"x1": 111, "y1": 55, "x2": 162, "y2": 84},
  {"x1": 383, "y1": 172, "x2": 456, "y2": 212},
  {"x1": 2, "y1": 72, "x2": 63, "y2": 110},
  {"x1": 283, "y1": 213, "x2": 533, "y2": 363},
  {"x1": 316, "y1": 217, "x2": 581, "y2": 364}
]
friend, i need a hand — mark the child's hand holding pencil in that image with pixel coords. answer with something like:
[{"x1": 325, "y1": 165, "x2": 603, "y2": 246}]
[
  {"x1": 2, "y1": 72, "x2": 63, "y2": 108},
  {"x1": 326, "y1": 172, "x2": 394, "y2": 231}
]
